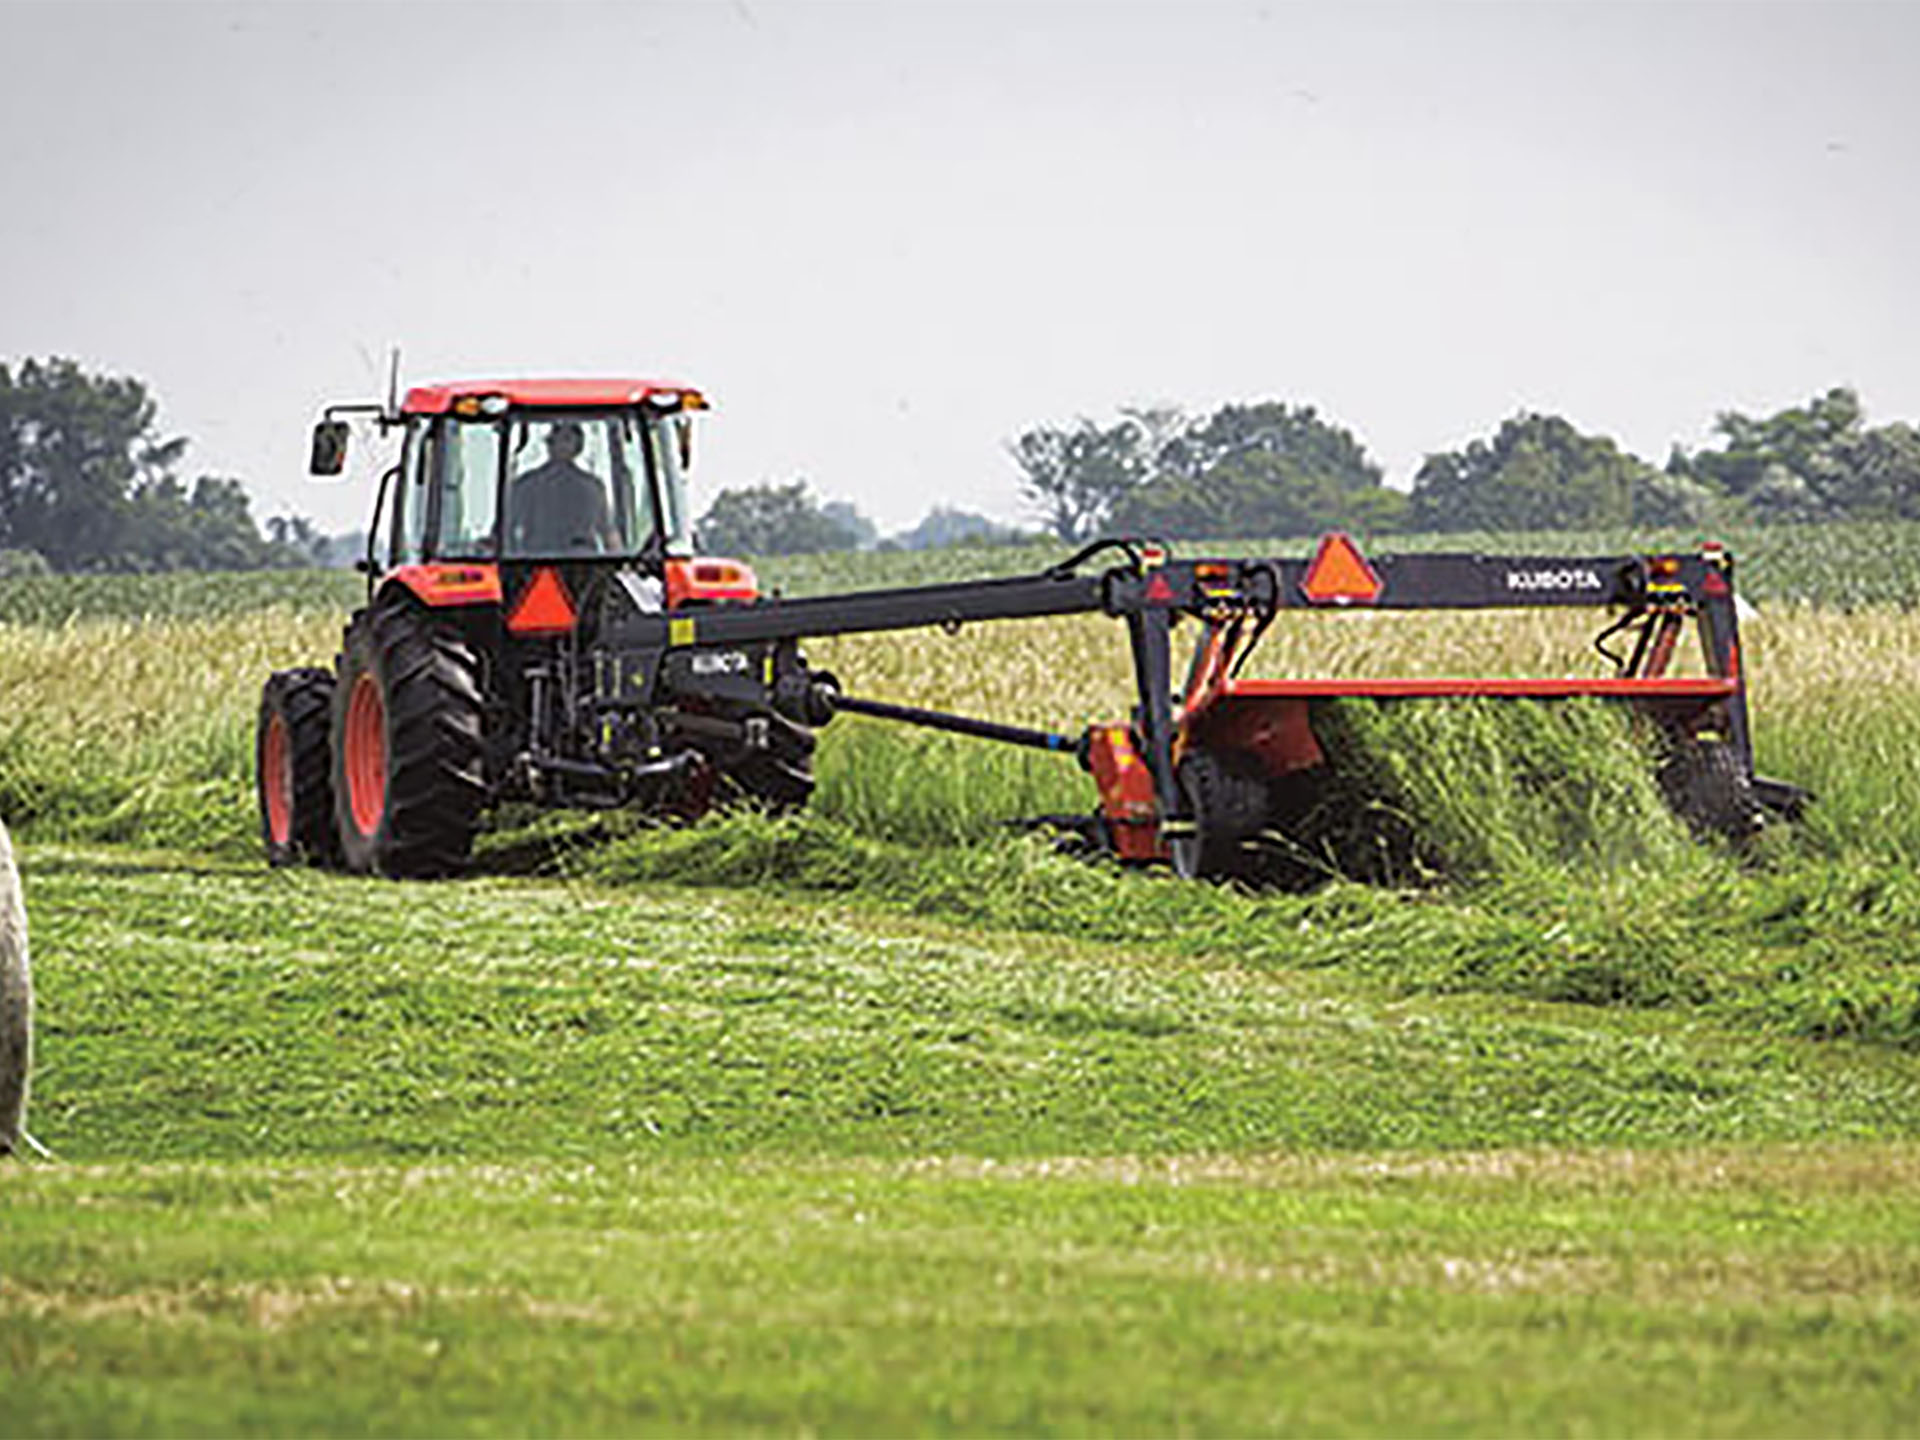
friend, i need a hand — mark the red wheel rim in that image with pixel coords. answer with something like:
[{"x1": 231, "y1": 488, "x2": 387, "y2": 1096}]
[
  {"x1": 262, "y1": 711, "x2": 292, "y2": 845},
  {"x1": 345, "y1": 672, "x2": 388, "y2": 838}
]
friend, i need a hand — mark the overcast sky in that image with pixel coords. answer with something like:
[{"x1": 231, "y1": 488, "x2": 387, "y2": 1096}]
[{"x1": 3, "y1": 0, "x2": 1917, "y2": 537}]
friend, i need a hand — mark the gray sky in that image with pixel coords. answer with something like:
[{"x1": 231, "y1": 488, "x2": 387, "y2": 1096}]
[{"x1": 3, "y1": 0, "x2": 1917, "y2": 537}]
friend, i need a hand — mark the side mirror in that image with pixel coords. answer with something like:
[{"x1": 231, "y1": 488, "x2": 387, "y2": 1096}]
[{"x1": 309, "y1": 420, "x2": 350, "y2": 477}]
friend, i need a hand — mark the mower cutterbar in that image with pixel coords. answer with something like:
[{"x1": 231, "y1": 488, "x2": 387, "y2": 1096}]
[{"x1": 609, "y1": 532, "x2": 1802, "y2": 878}]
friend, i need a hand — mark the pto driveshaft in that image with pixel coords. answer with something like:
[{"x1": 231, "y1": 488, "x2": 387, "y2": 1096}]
[{"x1": 819, "y1": 688, "x2": 1082, "y2": 757}]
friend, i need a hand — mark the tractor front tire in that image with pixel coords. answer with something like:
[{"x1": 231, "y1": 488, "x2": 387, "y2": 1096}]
[
  {"x1": 332, "y1": 601, "x2": 487, "y2": 877},
  {"x1": 257, "y1": 667, "x2": 339, "y2": 868}
]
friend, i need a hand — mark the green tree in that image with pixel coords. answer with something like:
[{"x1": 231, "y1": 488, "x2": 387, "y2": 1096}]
[
  {"x1": 891, "y1": 506, "x2": 1027, "y2": 550},
  {"x1": 0, "y1": 356, "x2": 307, "y2": 571},
  {"x1": 696, "y1": 480, "x2": 860, "y2": 557},
  {"x1": 1408, "y1": 413, "x2": 1689, "y2": 532},
  {"x1": 265, "y1": 514, "x2": 333, "y2": 565},
  {"x1": 1008, "y1": 417, "x2": 1151, "y2": 541},
  {"x1": 0, "y1": 357, "x2": 150, "y2": 567},
  {"x1": 1113, "y1": 402, "x2": 1404, "y2": 538},
  {"x1": 1676, "y1": 387, "x2": 1920, "y2": 522},
  {"x1": 819, "y1": 500, "x2": 878, "y2": 551}
]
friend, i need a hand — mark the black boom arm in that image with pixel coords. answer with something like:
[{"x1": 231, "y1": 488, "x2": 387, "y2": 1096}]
[{"x1": 587, "y1": 537, "x2": 1754, "y2": 843}]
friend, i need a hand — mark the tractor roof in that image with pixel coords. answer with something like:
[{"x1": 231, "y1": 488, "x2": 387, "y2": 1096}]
[{"x1": 401, "y1": 378, "x2": 703, "y2": 415}]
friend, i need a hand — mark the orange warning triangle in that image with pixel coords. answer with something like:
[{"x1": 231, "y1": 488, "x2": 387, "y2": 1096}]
[
  {"x1": 1300, "y1": 532, "x2": 1383, "y2": 605},
  {"x1": 507, "y1": 566, "x2": 578, "y2": 635},
  {"x1": 1144, "y1": 572, "x2": 1176, "y2": 604}
]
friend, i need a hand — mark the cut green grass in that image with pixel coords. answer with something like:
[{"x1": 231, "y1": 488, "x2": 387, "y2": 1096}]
[
  {"x1": 11, "y1": 841, "x2": 1920, "y2": 1436},
  {"x1": 552, "y1": 809, "x2": 1920, "y2": 1050},
  {"x1": 22, "y1": 844, "x2": 1920, "y2": 1166},
  {"x1": 5, "y1": 1147, "x2": 1920, "y2": 1437}
]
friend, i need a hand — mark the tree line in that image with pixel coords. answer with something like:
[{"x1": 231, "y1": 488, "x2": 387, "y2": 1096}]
[
  {"x1": 0, "y1": 358, "x2": 327, "y2": 573},
  {"x1": 694, "y1": 482, "x2": 1025, "y2": 559},
  {"x1": 700, "y1": 387, "x2": 1920, "y2": 556},
  {"x1": 1007, "y1": 387, "x2": 1920, "y2": 543},
  {"x1": 10, "y1": 357, "x2": 1917, "y2": 570}
]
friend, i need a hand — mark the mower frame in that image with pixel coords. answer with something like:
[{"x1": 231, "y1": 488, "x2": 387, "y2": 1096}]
[{"x1": 574, "y1": 531, "x2": 1797, "y2": 869}]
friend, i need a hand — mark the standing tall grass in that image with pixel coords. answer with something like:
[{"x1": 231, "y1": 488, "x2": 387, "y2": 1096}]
[
  {"x1": 0, "y1": 597, "x2": 1914, "y2": 875},
  {"x1": 0, "y1": 609, "x2": 342, "y2": 852},
  {"x1": 1741, "y1": 606, "x2": 1920, "y2": 860}
]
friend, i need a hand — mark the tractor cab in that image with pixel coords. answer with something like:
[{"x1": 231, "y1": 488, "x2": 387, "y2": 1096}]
[
  {"x1": 361, "y1": 380, "x2": 698, "y2": 566},
  {"x1": 312, "y1": 377, "x2": 757, "y2": 611}
]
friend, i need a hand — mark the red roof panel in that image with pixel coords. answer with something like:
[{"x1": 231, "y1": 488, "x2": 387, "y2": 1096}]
[{"x1": 401, "y1": 378, "x2": 702, "y2": 415}]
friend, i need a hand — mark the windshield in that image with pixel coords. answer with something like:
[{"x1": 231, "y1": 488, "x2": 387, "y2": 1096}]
[
  {"x1": 647, "y1": 413, "x2": 695, "y2": 555},
  {"x1": 435, "y1": 408, "x2": 692, "y2": 560}
]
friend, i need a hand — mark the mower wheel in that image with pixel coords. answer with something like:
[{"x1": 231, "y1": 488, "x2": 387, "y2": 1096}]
[
  {"x1": 724, "y1": 709, "x2": 817, "y2": 813},
  {"x1": 1659, "y1": 738, "x2": 1767, "y2": 846},
  {"x1": 256, "y1": 667, "x2": 339, "y2": 867},
  {"x1": 331, "y1": 601, "x2": 487, "y2": 877},
  {"x1": 1170, "y1": 746, "x2": 1273, "y2": 881}
]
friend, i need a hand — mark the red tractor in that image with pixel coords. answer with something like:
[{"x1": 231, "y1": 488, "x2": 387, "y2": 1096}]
[{"x1": 256, "y1": 378, "x2": 806, "y2": 876}]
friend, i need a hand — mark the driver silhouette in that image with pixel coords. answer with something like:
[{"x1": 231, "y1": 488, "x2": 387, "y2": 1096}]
[{"x1": 509, "y1": 422, "x2": 616, "y2": 553}]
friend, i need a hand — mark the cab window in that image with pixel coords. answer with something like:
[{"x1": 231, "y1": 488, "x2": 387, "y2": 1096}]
[
  {"x1": 392, "y1": 422, "x2": 431, "y2": 566},
  {"x1": 437, "y1": 420, "x2": 503, "y2": 558}
]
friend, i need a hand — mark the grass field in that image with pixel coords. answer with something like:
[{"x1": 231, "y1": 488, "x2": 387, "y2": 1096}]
[
  {"x1": 5, "y1": 537, "x2": 1920, "y2": 1434},
  {"x1": 9, "y1": 846, "x2": 1920, "y2": 1436}
]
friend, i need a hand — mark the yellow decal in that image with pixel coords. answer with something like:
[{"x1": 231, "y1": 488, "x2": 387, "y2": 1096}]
[{"x1": 669, "y1": 617, "x2": 696, "y2": 647}]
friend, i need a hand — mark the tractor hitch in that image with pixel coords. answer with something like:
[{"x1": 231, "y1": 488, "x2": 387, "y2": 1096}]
[{"x1": 514, "y1": 747, "x2": 701, "y2": 808}]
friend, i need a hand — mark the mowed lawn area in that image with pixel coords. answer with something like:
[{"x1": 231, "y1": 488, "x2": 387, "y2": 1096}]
[{"x1": 5, "y1": 845, "x2": 1920, "y2": 1437}]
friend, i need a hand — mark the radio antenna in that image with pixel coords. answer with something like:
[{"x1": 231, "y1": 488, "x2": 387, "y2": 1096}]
[{"x1": 384, "y1": 346, "x2": 402, "y2": 425}]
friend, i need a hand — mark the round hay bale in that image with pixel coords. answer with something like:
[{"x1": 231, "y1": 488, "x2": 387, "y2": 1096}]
[{"x1": 0, "y1": 818, "x2": 30, "y2": 1157}]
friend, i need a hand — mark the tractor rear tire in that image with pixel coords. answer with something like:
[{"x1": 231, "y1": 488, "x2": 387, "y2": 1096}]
[
  {"x1": 1658, "y1": 738, "x2": 1767, "y2": 846},
  {"x1": 724, "y1": 710, "x2": 817, "y2": 813},
  {"x1": 1169, "y1": 746, "x2": 1273, "y2": 881},
  {"x1": 257, "y1": 667, "x2": 340, "y2": 868},
  {"x1": 332, "y1": 601, "x2": 487, "y2": 878}
]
